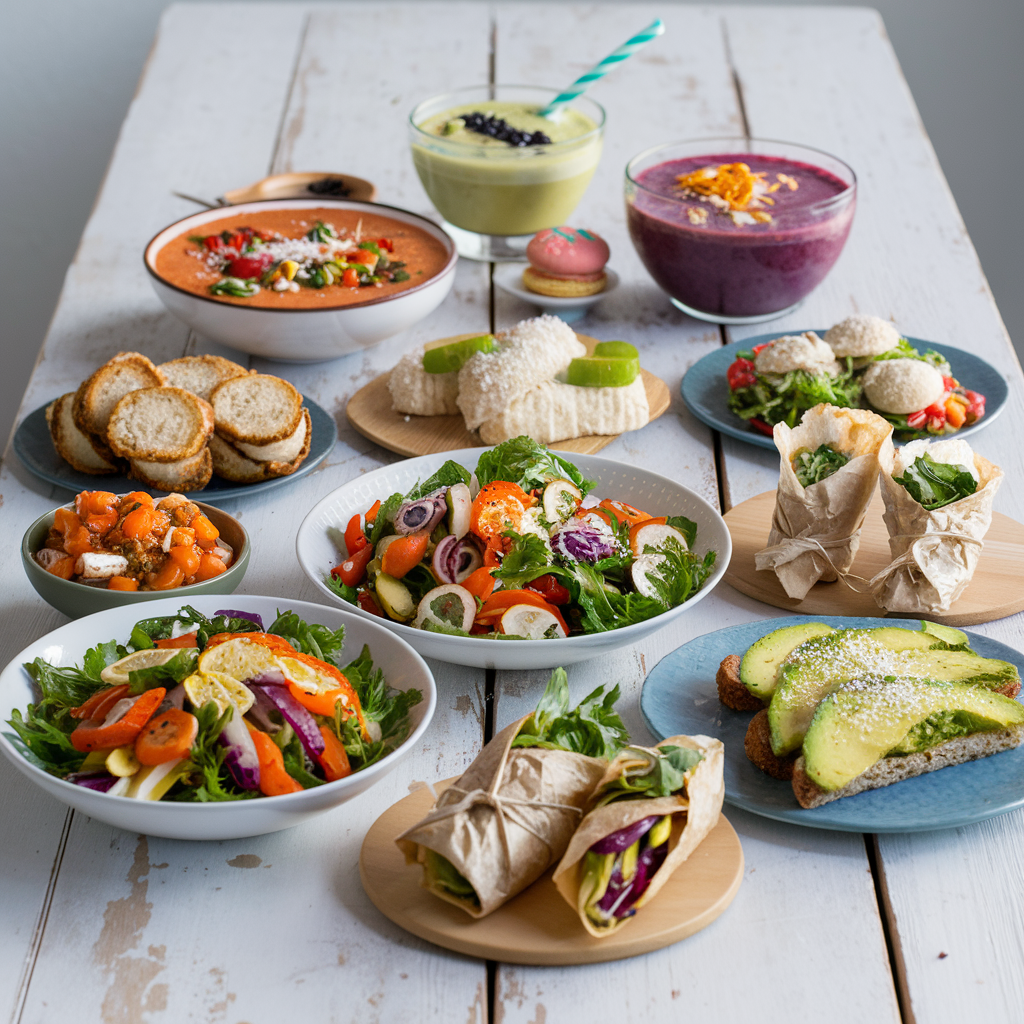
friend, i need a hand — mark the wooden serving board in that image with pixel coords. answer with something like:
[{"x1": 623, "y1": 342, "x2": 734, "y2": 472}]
[
  {"x1": 346, "y1": 333, "x2": 672, "y2": 457},
  {"x1": 724, "y1": 491, "x2": 1024, "y2": 626},
  {"x1": 359, "y1": 778, "x2": 743, "y2": 966}
]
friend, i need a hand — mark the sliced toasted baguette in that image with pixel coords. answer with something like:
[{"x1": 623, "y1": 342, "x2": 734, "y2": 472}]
[
  {"x1": 744, "y1": 709, "x2": 798, "y2": 781},
  {"x1": 159, "y1": 355, "x2": 249, "y2": 401},
  {"x1": 210, "y1": 373, "x2": 304, "y2": 445},
  {"x1": 717, "y1": 654, "x2": 766, "y2": 711},
  {"x1": 48, "y1": 392, "x2": 119, "y2": 474},
  {"x1": 208, "y1": 413, "x2": 311, "y2": 482},
  {"x1": 107, "y1": 387, "x2": 214, "y2": 462},
  {"x1": 791, "y1": 725, "x2": 1024, "y2": 808},
  {"x1": 388, "y1": 349, "x2": 460, "y2": 416},
  {"x1": 129, "y1": 447, "x2": 213, "y2": 492},
  {"x1": 233, "y1": 408, "x2": 310, "y2": 464},
  {"x1": 72, "y1": 352, "x2": 166, "y2": 437}
]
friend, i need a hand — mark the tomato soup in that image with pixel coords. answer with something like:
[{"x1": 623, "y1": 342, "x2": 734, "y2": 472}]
[{"x1": 154, "y1": 207, "x2": 451, "y2": 310}]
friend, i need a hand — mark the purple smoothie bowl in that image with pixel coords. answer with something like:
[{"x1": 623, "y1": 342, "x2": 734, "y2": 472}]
[{"x1": 625, "y1": 138, "x2": 856, "y2": 324}]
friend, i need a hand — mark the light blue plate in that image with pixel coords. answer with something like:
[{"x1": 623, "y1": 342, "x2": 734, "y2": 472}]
[
  {"x1": 680, "y1": 332, "x2": 1008, "y2": 451},
  {"x1": 13, "y1": 398, "x2": 337, "y2": 504},
  {"x1": 640, "y1": 615, "x2": 1024, "y2": 832}
]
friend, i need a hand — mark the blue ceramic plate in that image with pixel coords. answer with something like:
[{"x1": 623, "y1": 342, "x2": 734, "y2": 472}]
[
  {"x1": 13, "y1": 398, "x2": 337, "y2": 503},
  {"x1": 680, "y1": 333, "x2": 1008, "y2": 451},
  {"x1": 640, "y1": 615, "x2": 1024, "y2": 832}
]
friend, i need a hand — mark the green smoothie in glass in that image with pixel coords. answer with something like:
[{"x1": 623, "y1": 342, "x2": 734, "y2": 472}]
[{"x1": 409, "y1": 86, "x2": 604, "y2": 260}]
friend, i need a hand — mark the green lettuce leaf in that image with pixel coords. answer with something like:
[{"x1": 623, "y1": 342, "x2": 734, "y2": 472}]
[
  {"x1": 894, "y1": 454, "x2": 978, "y2": 510},
  {"x1": 728, "y1": 364, "x2": 861, "y2": 428},
  {"x1": 267, "y1": 610, "x2": 345, "y2": 662},
  {"x1": 595, "y1": 744, "x2": 704, "y2": 806},
  {"x1": 405, "y1": 460, "x2": 471, "y2": 500},
  {"x1": 475, "y1": 436, "x2": 595, "y2": 495}
]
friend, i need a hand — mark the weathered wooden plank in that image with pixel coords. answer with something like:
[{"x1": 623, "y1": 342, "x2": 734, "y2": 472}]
[{"x1": 490, "y1": 5, "x2": 899, "y2": 1023}]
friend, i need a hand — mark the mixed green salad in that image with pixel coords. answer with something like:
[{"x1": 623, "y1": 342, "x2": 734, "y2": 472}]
[
  {"x1": 792, "y1": 444, "x2": 850, "y2": 487},
  {"x1": 325, "y1": 437, "x2": 717, "y2": 640},
  {"x1": 5, "y1": 605, "x2": 421, "y2": 801}
]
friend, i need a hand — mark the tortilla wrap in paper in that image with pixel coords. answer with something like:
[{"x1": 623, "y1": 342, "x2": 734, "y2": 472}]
[
  {"x1": 870, "y1": 447, "x2": 1003, "y2": 613},
  {"x1": 552, "y1": 735, "x2": 724, "y2": 937},
  {"x1": 395, "y1": 718, "x2": 606, "y2": 918},
  {"x1": 755, "y1": 404, "x2": 893, "y2": 600}
]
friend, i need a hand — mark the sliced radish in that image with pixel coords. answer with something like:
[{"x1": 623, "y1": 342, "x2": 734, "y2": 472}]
[
  {"x1": 542, "y1": 479, "x2": 583, "y2": 524},
  {"x1": 415, "y1": 584, "x2": 476, "y2": 633},
  {"x1": 630, "y1": 523, "x2": 688, "y2": 557},
  {"x1": 631, "y1": 553, "x2": 667, "y2": 600},
  {"x1": 447, "y1": 482, "x2": 472, "y2": 539},
  {"x1": 499, "y1": 605, "x2": 567, "y2": 639}
]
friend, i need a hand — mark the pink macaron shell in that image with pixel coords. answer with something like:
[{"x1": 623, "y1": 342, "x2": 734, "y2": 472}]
[{"x1": 526, "y1": 227, "x2": 610, "y2": 277}]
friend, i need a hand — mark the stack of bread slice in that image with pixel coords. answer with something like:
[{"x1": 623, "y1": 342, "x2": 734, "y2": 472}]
[{"x1": 46, "y1": 352, "x2": 311, "y2": 491}]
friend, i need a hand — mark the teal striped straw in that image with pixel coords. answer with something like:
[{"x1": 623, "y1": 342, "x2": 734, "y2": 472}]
[{"x1": 537, "y1": 18, "x2": 666, "y2": 119}]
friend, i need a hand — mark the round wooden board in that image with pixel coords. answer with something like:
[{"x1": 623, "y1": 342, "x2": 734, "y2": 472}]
[
  {"x1": 346, "y1": 333, "x2": 672, "y2": 457},
  {"x1": 724, "y1": 490, "x2": 1024, "y2": 626},
  {"x1": 359, "y1": 779, "x2": 744, "y2": 966}
]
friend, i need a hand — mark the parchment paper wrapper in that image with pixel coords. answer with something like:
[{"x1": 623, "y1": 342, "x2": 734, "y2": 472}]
[
  {"x1": 755, "y1": 404, "x2": 894, "y2": 600},
  {"x1": 552, "y1": 735, "x2": 724, "y2": 937},
  {"x1": 395, "y1": 718, "x2": 606, "y2": 918},
  {"x1": 870, "y1": 448, "x2": 1003, "y2": 613}
]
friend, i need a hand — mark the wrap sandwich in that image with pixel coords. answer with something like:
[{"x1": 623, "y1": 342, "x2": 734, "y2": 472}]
[
  {"x1": 396, "y1": 668, "x2": 627, "y2": 918},
  {"x1": 552, "y1": 735, "x2": 724, "y2": 937}
]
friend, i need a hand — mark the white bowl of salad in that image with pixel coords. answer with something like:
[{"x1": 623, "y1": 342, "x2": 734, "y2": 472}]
[
  {"x1": 0, "y1": 595, "x2": 435, "y2": 840},
  {"x1": 296, "y1": 438, "x2": 731, "y2": 669}
]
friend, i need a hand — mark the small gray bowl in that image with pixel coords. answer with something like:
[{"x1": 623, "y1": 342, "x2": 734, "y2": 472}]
[{"x1": 22, "y1": 500, "x2": 250, "y2": 618}]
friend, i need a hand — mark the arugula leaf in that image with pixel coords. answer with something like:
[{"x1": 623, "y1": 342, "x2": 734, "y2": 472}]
[
  {"x1": 368, "y1": 492, "x2": 404, "y2": 546},
  {"x1": 323, "y1": 572, "x2": 358, "y2": 605},
  {"x1": 83, "y1": 640, "x2": 125, "y2": 681},
  {"x1": 4, "y1": 705, "x2": 84, "y2": 776},
  {"x1": 512, "y1": 668, "x2": 628, "y2": 759},
  {"x1": 595, "y1": 744, "x2": 704, "y2": 806},
  {"x1": 664, "y1": 515, "x2": 698, "y2": 549},
  {"x1": 267, "y1": 610, "x2": 345, "y2": 662},
  {"x1": 405, "y1": 460, "x2": 471, "y2": 500},
  {"x1": 174, "y1": 702, "x2": 258, "y2": 802},
  {"x1": 23, "y1": 656, "x2": 107, "y2": 707},
  {"x1": 490, "y1": 530, "x2": 551, "y2": 589},
  {"x1": 475, "y1": 436, "x2": 595, "y2": 495},
  {"x1": 792, "y1": 444, "x2": 850, "y2": 487},
  {"x1": 127, "y1": 649, "x2": 198, "y2": 694},
  {"x1": 894, "y1": 454, "x2": 978, "y2": 510}
]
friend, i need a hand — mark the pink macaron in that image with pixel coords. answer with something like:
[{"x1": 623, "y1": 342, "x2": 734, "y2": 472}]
[{"x1": 526, "y1": 227, "x2": 610, "y2": 277}]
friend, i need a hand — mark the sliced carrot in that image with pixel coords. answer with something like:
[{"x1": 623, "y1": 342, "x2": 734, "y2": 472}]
[
  {"x1": 70, "y1": 687, "x2": 166, "y2": 752},
  {"x1": 194, "y1": 552, "x2": 227, "y2": 581},
  {"x1": 247, "y1": 725, "x2": 303, "y2": 796},
  {"x1": 148, "y1": 561, "x2": 186, "y2": 590},
  {"x1": 121, "y1": 491, "x2": 154, "y2": 509},
  {"x1": 154, "y1": 633, "x2": 198, "y2": 648},
  {"x1": 122, "y1": 507, "x2": 156, "y2": 540},
  {"x1": 317, "y1": 725, "x2": 352, "y2": 782},
  {"x1": 598, "y1": 499, "x2": 652, "y2": 526},
  {"x1": 477, "y1": 590, "x2": 568, "y2": 634},
  {"x1": 461, "y1": 566, "x2": 496, "y2": 601},
  {"x1": 192, "y1": 513, "x2": 219, "y2": 549},
  {"x1": 46, "y1": 555, "x2": 76, "y2": 580},
  {"x1": 380, "y1": 531, "x2": 430, "y2": 579},
  {"x1": 470, "y1": 482, "x2": 533, "y2": 542},
  {"x1": 365, "y1": 499, "x2": 382, "y2": 524},
  {"x1": 70, "y1": 683, "x2": 130, "y2": 721},
  {"x1": 84, "y1": 510, "x2": 119, "y2": 533},
  {"x1": 76, "y1": 490, "x2": 118, "y2": 516},
  {"x1": 284, "y1": 653, "x2": 366, "y2": 736},
  {"x1": 169, "y1": 543, "x2": 201, "y2": 577},
  {"x1": 287, "y1": 682, "x2": 351, "y2": 717},
  {"x1": 171, "y1": 527, "x2": 196, "y2": 547},
  {"x1": 135, "y1": 708, "x2": 199, "y2": 765},
  {"x1": 107, "y1": 575, "x2": 139, "y2": 591}
]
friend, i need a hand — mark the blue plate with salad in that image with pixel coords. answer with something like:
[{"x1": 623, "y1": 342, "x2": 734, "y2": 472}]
[
  {"x1": 0, "y1": 595, "x2": 435, "y2": 840},
  {"x1": 681, "y1": 332, "x2": 1008, "y2": 451},
  {"x1": 296, "y1": 437, "x2": 731, "y2": 670}
]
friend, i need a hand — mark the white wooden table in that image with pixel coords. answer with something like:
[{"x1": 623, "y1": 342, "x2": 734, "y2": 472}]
[{"x1": 2, "y1": 5, "x2": 1022, "y2": 1022}]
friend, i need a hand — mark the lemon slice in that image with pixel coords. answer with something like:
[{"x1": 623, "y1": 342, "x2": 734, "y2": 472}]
[
  {"x1": 565, "y1": 354, "x2": 639, "y2": 388},
  {"x1": 100, "y1": 648, "x2": 182, "y2": 685},
  {"x1": 183, "y1": 671, "x2": 255, "y2": 716},
  {"x1": 422, "y1": 334, "x2": 495, "y2": 374},
  {"x1": 198, "y1": 637, "x2": 281, "y2": 682},
  {"x1": 277, "y1": 656, "x2": 333, "y2": 695}
]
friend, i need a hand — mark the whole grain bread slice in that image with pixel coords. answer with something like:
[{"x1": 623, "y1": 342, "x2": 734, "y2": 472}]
[
  {"x1": 48, "y1": 393, "x2": 119, "y2": 474},
  {"x1": 210, "y1": 374, "x2": 303, "y2": 445},
  {"x1": 791, "y1": 724, "x2": 1024, "y2": 808},
  {"x1": 233, "y1": 408, "x2": 310, "y2": 464},
  {"x1": 72, "y1": 352, "x2": 166, "y2": 437},
  {"x1": 159, "y1": 355, "x2": 249, "y2": 402},
  {"x1": 717, "y1": 654, "x2": 767, "y2": 711},
  {"x1": 744, "y1": 709, "x2": 798, "y2": 781},
  {"x1": 107, "y1": 387, "x2": 214, "y2": 462},
  {"x1": 130, "y1": 447, "x2": 213, "y2": 492}
]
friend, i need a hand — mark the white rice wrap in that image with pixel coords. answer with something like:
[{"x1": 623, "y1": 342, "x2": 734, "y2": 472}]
[
  {"x1": 870, "y1": 439, "x2": 1003, "y2": 613},
  {"x1": 755, "y1": 404, "x2": 893, "y2": 600}
]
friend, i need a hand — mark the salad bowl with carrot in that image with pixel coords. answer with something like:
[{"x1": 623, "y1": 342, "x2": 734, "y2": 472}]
[
  {"x1": 0, "y1": 595, "x2": 435, "y2": 839},
  {"x1": 297, "y1": 438, "x2": 730, "y2": 670}
]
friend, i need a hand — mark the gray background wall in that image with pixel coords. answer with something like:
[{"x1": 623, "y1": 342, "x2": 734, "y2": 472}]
[{"x1": 2, "y1": 0, "x2": 1021, "y2": 447}]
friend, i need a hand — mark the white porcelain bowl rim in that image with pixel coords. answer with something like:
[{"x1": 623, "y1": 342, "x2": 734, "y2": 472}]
[
  {"x1": 296, "y1": 449, "x2": 732, "y2": 661},
  {"x1": 0, "y1": 594, "x2": 437, "y2": 813},
  {"x1": 143, "y1": 198, "x2": 458, "y2": 314}
]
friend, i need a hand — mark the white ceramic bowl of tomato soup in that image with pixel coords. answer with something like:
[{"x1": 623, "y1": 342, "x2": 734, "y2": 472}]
[
  {"x1": 0, "y1": 595, "x2": 436, "y2": 839},
  {"x1": 144, "y1": 199, "x2": 458, "y2": 362},
  {"x1": 295, "y1": 450, "x2": 731, "y2": 670}
]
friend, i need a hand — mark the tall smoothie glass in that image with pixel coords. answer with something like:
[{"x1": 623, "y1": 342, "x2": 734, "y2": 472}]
[
  {"x1": 410, "y1": 85, "x2": 605, "y2": 261},
  {"x1": 625, "y1": 138, "x2": 856, "y2": 324}
]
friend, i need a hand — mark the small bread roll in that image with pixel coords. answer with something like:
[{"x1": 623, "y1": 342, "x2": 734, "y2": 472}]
[
  {"x1": 862, "y1": 358, "x2": 944, "y2": 414},
  {"x1": 825, "y1": 315, "x2": 901, "y2": 358},
  {"x1": 754, "y1": 333, "x2": 841, "y2": 376}
]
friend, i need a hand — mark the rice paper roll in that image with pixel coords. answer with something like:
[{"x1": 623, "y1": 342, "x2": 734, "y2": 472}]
[
  {"x1": 395, "y1": 669, "x2": 626, "y2": 918},
  {"x1": 755, "y1": 403, "x2": 893, "y2": 600},
  {"x1": 552, "y1": 735, "x2": 724, "y2": 938},
  {"x1": 870, "y1": 438, "x2": 1003, "y2": 613}
]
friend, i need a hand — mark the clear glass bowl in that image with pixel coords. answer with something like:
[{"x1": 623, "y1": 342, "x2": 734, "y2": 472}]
[
  {"x1": 625, "y1": 138, "x2": 856, "y2": 324},
  {"x1": 410, "y1": 85, "x2": 605, "y2": 261}
]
